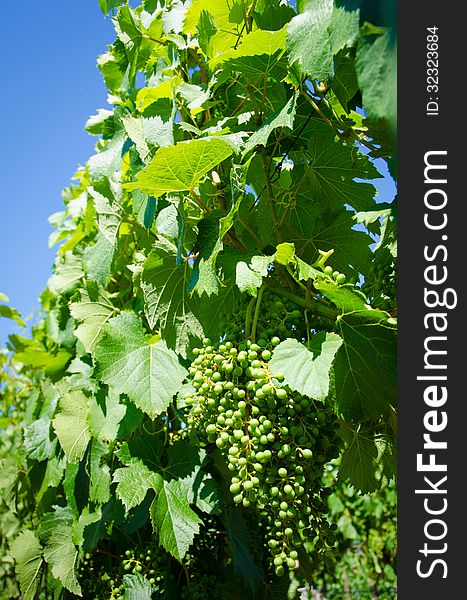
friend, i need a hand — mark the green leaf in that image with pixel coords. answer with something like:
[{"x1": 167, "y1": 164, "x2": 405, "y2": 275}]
[
  {"x1": 339, "y1": 429, "x2": 394, "y2": 492},
  {"x1": 73, "y1": 507, "x2": 102, "y2": 548},
  {"x1": 0, "y1": 303, "x2": 25, "y2": 326},
  {"x1": 70, "y1": 281, "x2": 117, "y2": 353},
  {"x1": 48, "y1": 251, "x2": 84, "y2": 295},
  {"x1": 333, "y1": 316, "x2": 396, "y2": 421},
  {"x1": 115, "y1": 5, "x2": 143, "y2": 86},
  {"x1": 244, "y1": 93, "x2": 298, "y2": 153},
  {"x1": 98, "y1": 0, "x2": 125, "y2": 15},
  {"x1": 93, "y1": 312, "x2": 187, "y2": 418},
  {"x1": 331, "y1": 50, "x2": 359, "y2": 110},
  {"x1": 52, "y1": 391, "x2": 91, "y2": 464},
  {"x1": 10, "y1": 531, "x2": 44, "y2": 600},
  {"x1": 141, "y1": 243, "x2": 205, "y2": 357},
  {"x1": 149, "y1": 476, "x2": 201, "y2": 561},
  {"x1": 87, "y1": 391, "x2": 126, "y2": 442},
  {"x1": 123, "y1": 573, "x2": 156, "y2": 599},
  {"x1": 84, "y1": 185, "x2": 123, "y2": 284},
  {"x1": 23, "y1": 417, "x2": 55, "y2": 462},
  {"x1": 85, "y1": 108, "x2": 114, "y2": 135},
  {"x1": 122, "y1": 115, "x2": 174, "y2": 162},
  {"x1": 314, "y1": 279, "x2": 389, "y2": 322},
  {"x1": 178, "y1": 82, "x2": 210, "y2": 111},
  {"x1": 113, "y1": 460, "x2": 161, "y2": 512},
  {"x1": 38, "y1": 507, "x2": 81, "y2": 595},
  {"x1": 88, "y1": 132, "x2": 126, "y2": 181},
  {"x1": 269, "y1": 334, "x2": 342, "y2": 401},
  {"x1": 42, "y1": 524, "x2": 81, "y2": 595},
  {"x1": 356, "y1": 28, "x2": 396, "y2": 128},
  {"x1": 287, "y1": 0, "x2": 360, "y2": 82},
  {"x1": 211, "y1": 26, "x2": 287, "y2": 73},
  {"x1": 36, "y1": 455, "x2": 66, "y2": 503},
  {"x1": 191, "y1": 164, "x2": 247, "y2": 296},
  {"x1": 196, "y1": 9, "x2": 217, "y2": 55},
  {"x1": 124, "y1": 138, "x2": 233, "y2": 197},
  {"x1": 0, "y1": 457, "x2": 19, "y2": 511},
  {"x1": 303, "y1": 129, "x2": 380, "y2": 213},
  {"x1": 88, "y1": 439, "x2": 112, "y2": 505}
]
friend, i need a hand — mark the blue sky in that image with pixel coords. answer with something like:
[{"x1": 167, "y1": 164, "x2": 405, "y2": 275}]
[
  {"x1": 0, "y1": 1, "x2": 396, "y2": 346},
  {"x1": 0, "y1": 2, "x2": 115, "y2": 344}
]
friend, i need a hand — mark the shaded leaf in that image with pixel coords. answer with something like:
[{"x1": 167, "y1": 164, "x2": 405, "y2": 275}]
[{"x1": 10, "y1": 531, "x2": 44, "y2": 600}]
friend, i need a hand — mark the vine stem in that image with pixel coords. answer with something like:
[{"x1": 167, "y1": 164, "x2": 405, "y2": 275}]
[
  {"x1": 250, "y1": 285, "x2": 265, "y2": 342},
  {"x1": 245, "y1": 295, "x2": 256, "y2": 338}
]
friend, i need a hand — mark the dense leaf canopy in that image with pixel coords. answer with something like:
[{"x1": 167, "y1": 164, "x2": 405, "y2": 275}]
[{"x1": 0, "y1": 0, "x2": 396, "y2": 598}]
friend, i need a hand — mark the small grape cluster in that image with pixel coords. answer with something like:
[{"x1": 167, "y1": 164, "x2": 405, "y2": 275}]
[
  {"x1": 362, "y1": 261, "x2": 396, "y2": 311},
  {"x1": 185, "y1": 330, "x2": 341, "y2": 576},
  {"x1": 77, "y1": 553, "x2": 114, "y2": 599},
  {"x1": 219, "y1": 293, "x2": 308, "y2": 343},
  {"x1": 118, "y1": 547, "x2": 169, "y2": 593}
]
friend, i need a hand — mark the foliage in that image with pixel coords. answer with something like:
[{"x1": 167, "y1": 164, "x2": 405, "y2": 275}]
[{"x1": 0, "y1": 0, "x2": 396, "y2": 598}]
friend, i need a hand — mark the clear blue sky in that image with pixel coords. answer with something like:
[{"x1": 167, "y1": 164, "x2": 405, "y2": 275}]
[
  {"x1": 0, "y1": 1, "x2": 396, "y2": 346},
  {"x1": 0, "y1": 2, "x2": 115, "y2": 344}
]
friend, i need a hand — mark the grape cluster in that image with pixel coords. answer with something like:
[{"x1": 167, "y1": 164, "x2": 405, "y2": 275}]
[
  {"x1": 362, "y1": 261, "x2": 396, "y2": 311},
  {"x1": 119, "y1": 546, "x2": 168, "y2": 590},
  {"x1": 185, "y1": 311, "x2": 341, "y2": 575},
  {"x1": 219, "y1": 293, "x2": 309, "y2": 343}
]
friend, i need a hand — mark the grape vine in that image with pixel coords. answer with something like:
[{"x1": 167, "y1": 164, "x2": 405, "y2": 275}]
[{"x1": 0, "y1": 0, "x2": 397, "y2": 598}]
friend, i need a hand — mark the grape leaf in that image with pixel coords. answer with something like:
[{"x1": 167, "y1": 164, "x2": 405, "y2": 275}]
[
  {"x1": 190, "y1": 164, "x2": 247, "y2": 296},
  {"x1": 48, "y1": 252, "x2": 84, "y2": 295},
  {"x1": 302, "y1": 129, "x2": 380, "y2": 213},
  {"x1": 196, "y1": 9, "x2": 217, "y2": 55},
  {"x1": 0, "y1": 457, "x2": 18, "y2": 511},
  {"x1": 52, "y1": 391, "x2": 91, "y2": 464},
  {"x1": 87, "y1": 391, "x2": 126, "y2": 442},
  {"x1": 123, "y1": 573, "x2": 156, "y2": 599},
  {"x1": 124, "y1": 138, "x2": 233, "y2": 196},
  {"x1": 42, "y1": 523, "x2": 81, "y2": 595},
  {"x1": 270, "y1": 334, "x2": 342, "y2": 401},
  {"x1": 84, "y1": 186, "x2": 123, "y2": 283},
  {"x1": 123, "y1": 115, "x2": 174, "y2": 163},
  {"x1": 10, "y1": 530, "x2": 44, "y2": 600},
  {"x1": 89, "y1": 439, "x2": 112, "y2": 505},
  {"x1": 36, "y1": 455, "x2": 67, "y2": 503},
  {"x1": 85, "y1": 108, "x2": 115, "y2": 135},
  {"x1": 244, "y1": 93, "x2": 298, "y2": 153},
  {"x1": 88, "y1": 132, "x2": 126, "y2": 181},
  {"x1": 339, "y1": 428, "x2": 395, "y2": 492},
  {"x1": 113, "y1": 460, "x2": 161, "y2": 512},
  {"x1": 313, "y1": 279, "x2": 390, "y2": 323},
  {"x1": 333, "y1": 316, "x2": 396, "y2": 421},
  {"x1": 211, "y1": 26, "x2": 287, "y2": 73},
  {"x1": 287, "y1": 0, "x2": 360, "y2": 82},
  {"x1": 0, "y1": 303, "x2": 25, "y2": 326},
  {"x1": 149, "y1": 476, "x2": 201, "y2": 561},
  {"x1": 141, "y1": 243, "x2": 205, "y2": 357},
  {"x1": 38, "y1": 507, "x2": 81, "y2": 596},
  {"x1": 98, "y1": 0, "x2": 126, "y2": 15},
  {"x1": 70, "y1": 281, "x2": 117, "y2": 353},
  {"x1": 23, "y1": 417, "x2": 55, "y2": 462},
  {"x1": 93, "y1": 312, "x2": 187, "y2": 418},
  {"x1": 115, "y1": 5, "x2": 143, "y2": 86},
  {"x1": 356, "y1": 28, "x2": 396, "y2": 127}
]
